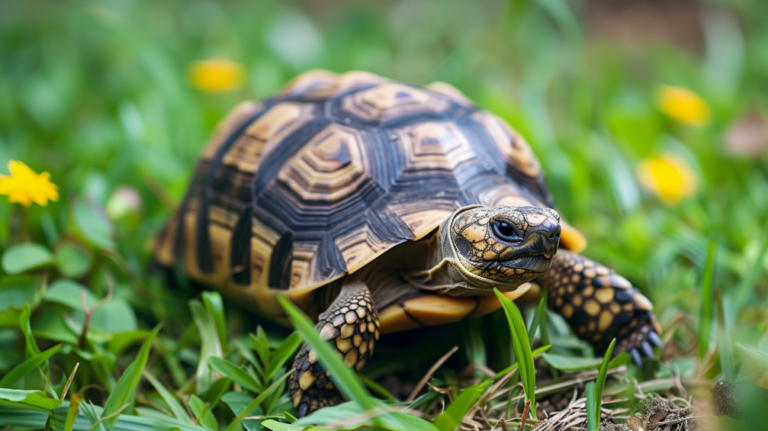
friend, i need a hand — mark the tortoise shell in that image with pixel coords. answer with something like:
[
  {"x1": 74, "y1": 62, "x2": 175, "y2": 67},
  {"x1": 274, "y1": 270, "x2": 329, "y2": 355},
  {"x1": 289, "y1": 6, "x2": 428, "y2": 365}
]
[{"x1": 155, "y1": 70, "x2": 586, "y2": 331}]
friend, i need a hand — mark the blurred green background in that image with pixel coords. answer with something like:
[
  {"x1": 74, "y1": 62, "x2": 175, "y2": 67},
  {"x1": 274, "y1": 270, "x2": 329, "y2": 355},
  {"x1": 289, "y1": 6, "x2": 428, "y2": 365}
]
[{"x1": 1, "y1": 0, "x2": 768, "y2": 425}]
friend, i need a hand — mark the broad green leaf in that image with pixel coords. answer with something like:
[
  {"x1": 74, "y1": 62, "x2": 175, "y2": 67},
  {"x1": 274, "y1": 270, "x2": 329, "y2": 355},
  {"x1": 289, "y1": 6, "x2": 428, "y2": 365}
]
[
  {"x1": 262, "y1": 421, "x2": 305, "y2": 431},
  {"x1": 46, "y1": 279, "x2": 98, "y2": 310},
  {"x1": 71, "y1": 198, "x2": 115, "y2": 250},
  {"x1": 0, "y1": 276, "x2": 45, "y2": 327},
  {"x1": 494, "y1": 289, "x2": 536, "y2": 417},
  {"x1": 189, "y1": 395, "x2": 218, "y2": 431},
  {"x1": 202, "y1": 291, "x2": 227, "y2": 352},
  {"x1": 55, "y1": 243, "x2": 92, "y2": 279},
  {"x1": 200, "y1": 375, "x2": 231, "y2": 407},
  {"x1": 294, "y1": 399, "x2": 438, "y2": 430},
  {"x1": 190, "y1": 299, "x2": 222, "y2": 393},
  {"x1": 221, "y1": 392, "x2": 263, "y2": 431},
  {"x1": 2, "y1": 243, "x2": 54, "y2": 274},
  {"x1": 209, "y1": 357, "x2": 263, "y2": 394},
  {"x1": 142, "y1": 370, "x2": 191, "y2": 423},
  {"x1": 0, "y1": 344, "x2": 62, "y2": 388},
  {"x1": 433, "y1": 380, "x2": 492, "y2": 431},
  {"x1": 594, "y1": 339, "x2": 615, "y2": 419},
  {"x1": 100, "y1": 326, "x2": 160, "y2": 427},
  {"x1": 276, "y1": 296, "x2": 378, "y2": 418},
  {"x1": 0, "y1": 388, "x2": 59, "y2": 411}
]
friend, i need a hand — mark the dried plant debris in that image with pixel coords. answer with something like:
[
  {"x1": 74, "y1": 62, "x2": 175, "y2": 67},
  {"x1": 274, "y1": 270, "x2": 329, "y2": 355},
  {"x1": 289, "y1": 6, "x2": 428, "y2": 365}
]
[{"x1": 532, "y1": 394, "x2": 700, "y2": 431}]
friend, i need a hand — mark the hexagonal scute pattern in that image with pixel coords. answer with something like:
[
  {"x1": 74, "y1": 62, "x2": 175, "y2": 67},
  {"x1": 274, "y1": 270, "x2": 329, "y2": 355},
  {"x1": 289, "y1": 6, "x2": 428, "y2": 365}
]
[{"x1": 154, "y1": 70, "x2": 554, "y2": 311}]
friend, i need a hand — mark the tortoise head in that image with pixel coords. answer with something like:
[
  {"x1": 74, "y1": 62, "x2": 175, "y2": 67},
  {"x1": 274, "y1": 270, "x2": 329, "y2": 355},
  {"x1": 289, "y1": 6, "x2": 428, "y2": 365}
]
[{"x1": 442, "y1": 205, "x2": 561, "y2": 291}]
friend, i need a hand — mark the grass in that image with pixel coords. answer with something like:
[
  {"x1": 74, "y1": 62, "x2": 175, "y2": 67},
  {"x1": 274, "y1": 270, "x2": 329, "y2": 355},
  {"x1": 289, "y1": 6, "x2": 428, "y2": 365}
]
[{"x1": 1, "y1": 0, "x2": 768, "y2": 429}]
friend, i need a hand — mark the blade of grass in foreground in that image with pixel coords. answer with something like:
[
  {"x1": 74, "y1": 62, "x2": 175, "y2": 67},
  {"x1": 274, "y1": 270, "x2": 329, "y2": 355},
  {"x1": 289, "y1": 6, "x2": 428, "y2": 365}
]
[
  {"x1": 0, "y1": 344, "x2": 62, "y2": 388},
  {"x1": 593, "y1": 338, "x2": 615, "y2": 422},
  {"x1": 101, "y1": 326, "x2": 160, "y2": 427},
  {"x1": 494, "y1": 288, "x2": 537, "y2": 417},
  {"x1": 697, "y1": 239, "x2": 716, "y2": 360},
  {"x1": 585, "y1": 381, "x2": 597, "y2": 431},
  {"x1": 276, "y1": 296, "x2": 381, "y2": 425},
  {"x1": 433, "y1": 380, "x2": 492, "y2": 431}
]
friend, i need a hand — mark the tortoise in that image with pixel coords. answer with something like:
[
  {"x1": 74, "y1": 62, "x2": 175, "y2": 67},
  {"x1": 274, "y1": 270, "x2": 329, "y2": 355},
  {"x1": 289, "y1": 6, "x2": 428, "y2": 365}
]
[{"x1": 155, "y1": 70, "x2": 662, "y2": 416}]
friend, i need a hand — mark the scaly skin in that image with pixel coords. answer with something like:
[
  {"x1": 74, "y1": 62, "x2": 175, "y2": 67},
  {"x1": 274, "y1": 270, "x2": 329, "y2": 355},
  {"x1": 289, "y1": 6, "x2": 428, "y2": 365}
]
[
  {"x1": 536, "y1": 250, "x2": 662, "y2": 362},
  {"x1": 290, "y1": 279, "x2": 379, "y2": 417}
]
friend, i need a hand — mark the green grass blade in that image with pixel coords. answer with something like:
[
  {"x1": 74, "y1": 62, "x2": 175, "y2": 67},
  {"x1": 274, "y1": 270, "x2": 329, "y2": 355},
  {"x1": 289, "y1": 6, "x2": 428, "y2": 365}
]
[
  {"x1": 141, "y1": 370, "x2": 191, "y2": 423},
  {"x1": 358, "y1": 374, "x2": 397, "y2": 402},
  {"x1": 433, "y1": 380, "x2": 492, "y2": 431},
  {"x1": 208, "y1": 357, "x2": 263, "y2": 394},
  {"x1": 223, "y1": 370, "x2": 291, "y2": 431},
  {"x1": 202, "y1": 291, "x2": 227, "y2": 353},
  {"x1": 0, "y1": 344, "x2": 62, "y2": 388},
  {"x1": 189, "y1": 394, "x2": 218, "y2": 431},
  {"x1": 697, "y1": 239, "x2": 717, "y2": 360},
  {"x1": 715, "y1": 291, "x2": 735, "y2": 381},
  {"x1": 190, "y1": 299, "x2": 222, "y2": 393},
  {"x1": 266, "y1": 332, "x2": 302, "y2": 382},
  {"x1": 101, "y1": 326, "x2": 159, "y2": 427},
  {"x1": 594, "y1": 338, "x2": 615, "y2": 418},
  {"x1": 494, "y1": 288, "x2": 537, "y2": 417},
  {"x1": 493, "y1": 345, "x2": 550, "y2": 379},
  {"x1": 585, "y1": 381, "x2": 597, "y2": 431},
  {"x1": 276, "y1": 295, "x2": 382, "y2": 426}
]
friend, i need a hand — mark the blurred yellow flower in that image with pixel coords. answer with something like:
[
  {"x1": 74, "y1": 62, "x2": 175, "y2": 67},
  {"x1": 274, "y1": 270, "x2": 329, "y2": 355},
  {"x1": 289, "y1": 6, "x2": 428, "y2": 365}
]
[
  {"x1": 637, "y1": 155, "x2": 697, "y2": 204},
  {"x1": 0, "y1": 160, "x2": 59, "y2": 207},
  {"x1": 189, "y1": 59, "x2": 245, "y2": 92},
  {"x1": 656, "y1": 85, "x2": 710, "y2": 126}
]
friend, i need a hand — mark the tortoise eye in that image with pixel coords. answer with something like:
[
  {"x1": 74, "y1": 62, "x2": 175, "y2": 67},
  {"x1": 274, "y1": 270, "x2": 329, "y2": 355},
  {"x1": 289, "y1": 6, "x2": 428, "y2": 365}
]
[{"x1": 493, "y1": 220, "x2": 522, "y2": 242}]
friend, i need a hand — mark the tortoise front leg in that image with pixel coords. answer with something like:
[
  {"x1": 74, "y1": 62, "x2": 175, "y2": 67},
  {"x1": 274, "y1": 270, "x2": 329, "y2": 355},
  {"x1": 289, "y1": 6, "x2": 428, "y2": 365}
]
[
  {"x1": 290, "y1": 278, "x2": 380, "y2": 417},
  {"x1": 536, "y1": 250, "x2": 662, "y2": 364}
]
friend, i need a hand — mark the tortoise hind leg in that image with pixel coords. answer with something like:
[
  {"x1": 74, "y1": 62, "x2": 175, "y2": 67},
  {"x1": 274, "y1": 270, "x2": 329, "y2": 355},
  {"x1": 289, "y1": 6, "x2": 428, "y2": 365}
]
[
  {"x1": 290, "y1": 278, "x2": 380, "y2": 417},
  {"x1": 537, "y1": 250, "x2": 662, "y2": 364}
]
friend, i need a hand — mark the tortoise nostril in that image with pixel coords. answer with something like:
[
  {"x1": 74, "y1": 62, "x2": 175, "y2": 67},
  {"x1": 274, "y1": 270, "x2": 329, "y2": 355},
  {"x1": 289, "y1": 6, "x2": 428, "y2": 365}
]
[{"x1": 549, "y1": 232, "x2": 555, "y2": 239}]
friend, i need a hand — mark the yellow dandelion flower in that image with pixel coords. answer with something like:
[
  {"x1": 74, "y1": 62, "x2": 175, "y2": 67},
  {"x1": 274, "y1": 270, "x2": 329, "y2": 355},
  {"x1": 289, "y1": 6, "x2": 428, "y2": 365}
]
[
  {"x1": 656, "y1": 85, "x2": 710, "y2": 126},
  {"x1": 189, "y1": 58, "x2": 245, "y2": 92},
  {"x1": 0, "y1": 160, "x2": 59, "y2": 207},
  {"x1": 637, "y1": 154, "x2": 697, "y2": 204}
]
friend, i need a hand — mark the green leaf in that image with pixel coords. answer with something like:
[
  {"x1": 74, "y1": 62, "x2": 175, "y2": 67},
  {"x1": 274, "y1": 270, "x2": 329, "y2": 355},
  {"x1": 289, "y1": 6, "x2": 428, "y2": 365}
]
[
  {"x1": 221, "y1": 392, "x2": 263, "y2": 431},
  {"x1": 46, "y1": 279, "x2": 98, "y2": 310},
  {"x1": 190, "y1": 299, "x2": 222, "y2": 393},
  {"x1": 20, "y1": 302, "x2": 42, "y2": 357},
  {"x1": 2, "y1": 243, "x2": 54, "y2": 274},
  {"x1": 262, "y1": 421, "x2": 305, "y2": 431},
  {"x1": 494, "y1": 288, "x2": 537, "y2": 417},
  {"x1": 209, "y1": 357, "x2": 263, "y2": 394},
  {"x1": 0, "y1": 343, "x2": 62, "y2": 388},
  {"x1": 276, "y1": 296, "x2": 379, "y2": 419},
  {"x1": 71, "y1": 198, "x2": 115, "y2": 250},
  {"x1": 697, "y1": 239, "x2": 717, "y2": 359},
  {"x1": 541, "y1": 353, "x2": 602, "y2": 371},
  {"x1": 142, "y1": 370, "x2": 191, "y2": 423},
  {"x1": 736, "y1": 343, "x2": 768, "y2": 368},
  {"x1": 266, "y1": 332, "x2": 302, "y2": 381},
  {"x1": 0, "y1": 276, "x2": 45, "y2": 327},
  {"x1": 65, "y1": 393, "x2": 83, "y2": 431},
  {"x1": 224, "y1": 370, "x2": 291, "y2": 431},
  {"x1": 585, "y1": 381, "x2": 597, "y2": 431},
  {"x1": 100, "y1": 326, "x2": 160, "y2": 427},
  {"x1": 189, "y1": 395, "x2": 218, "y2": 431},
  {"x1": 0, "y1": 388, "x2": 59, "y2": 412},
  {"x1": 433, "y1": 380, "x2": 492, "y2": 431},
  {"x1": 594, "y1": 339, "x2": 615, "y2": 419},
  {"x1": 202, "y1": 291, "x2": 227, "y2": 352},
  {"x1": 55, "y1": 243, "x2": 92, "y2": 279}
]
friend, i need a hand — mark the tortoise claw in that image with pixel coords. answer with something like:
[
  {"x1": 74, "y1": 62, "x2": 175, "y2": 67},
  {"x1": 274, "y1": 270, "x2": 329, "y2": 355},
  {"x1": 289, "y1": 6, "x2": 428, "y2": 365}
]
[
  {"x1": 630, "y1": 348, "x2": 642, "y2": 366},
  {"x1": 649, "y1": 331, "x2": 663, "y2": 348},
  {"x1": 640, "y1": 340, "x2": 655, "y2": 358}
]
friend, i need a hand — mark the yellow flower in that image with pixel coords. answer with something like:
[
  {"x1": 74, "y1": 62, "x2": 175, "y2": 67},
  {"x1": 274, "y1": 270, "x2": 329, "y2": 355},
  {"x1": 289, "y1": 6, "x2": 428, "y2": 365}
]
[
  {"x1": 637, "y1": 155, "x2": 697, "y2": 204},
  {"x1": 0, "y1": 160, "x2": 59, "y2": 207},
  {"x1": 656, "y1": 85, "x2": 710, "y2": 126},
  {"x1": 189, "y1": 59, "x2": 245, "y2": 92}
]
